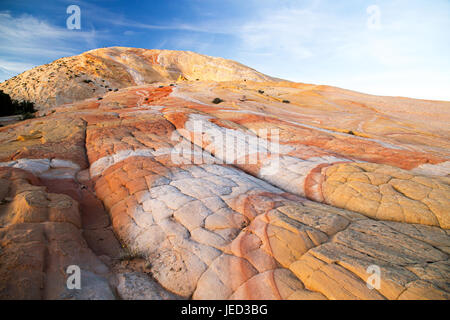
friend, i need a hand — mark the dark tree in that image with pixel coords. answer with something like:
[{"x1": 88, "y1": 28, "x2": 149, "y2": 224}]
[
  {"x1": 0, "y1": 90, "x2": 36, "y2": 117},
  {"x1": 0, "y1": 90, "x2": 14, "y2": 116}
]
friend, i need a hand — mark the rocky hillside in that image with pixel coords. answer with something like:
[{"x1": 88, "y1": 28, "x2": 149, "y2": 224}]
[
  {"x1": 0, "y1": 47, "x2": 275, "y2": 110},
  {"x1": 0, "y1": 48, "x2": 449, "y2": 300}
]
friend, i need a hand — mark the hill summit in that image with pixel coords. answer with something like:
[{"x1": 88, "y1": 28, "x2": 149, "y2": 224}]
[{"x1": 0, "y1": 47, "x2": 275, "y2": 110}]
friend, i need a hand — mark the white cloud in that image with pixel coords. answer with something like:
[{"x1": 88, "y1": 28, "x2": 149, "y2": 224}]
[
  {"x1": 0, "y1": 59, "x2": 34, "y2": 74},
  {"x1": 0, "y1": 11, "x2": 99, "y2": 80},
  {"x1": 234, "y1": 1, "x2": 450, "y2": 101},
  {"x1": 239, "y1": 8, "x2": 318, "y2": 59}
]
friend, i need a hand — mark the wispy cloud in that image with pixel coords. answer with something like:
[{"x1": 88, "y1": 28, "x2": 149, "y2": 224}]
[
  {"x1": 93, "y1": 13, "x2": 233, "y2": 35},
  {"x1": 0, "y1": 11, "x2": 100, "y2": 80},
  {"x1": 72, "y1": 0, "x2": 224, "y2": 35},
  {"x1": 233, "y1": 0, "x2": 450, "y2": 100},
  {"x1": 239, "y1": 8, "x2": 320, "y2": 59},
  {"x1": 0, "y1": 59, "x2": 34, "y2": 74}
]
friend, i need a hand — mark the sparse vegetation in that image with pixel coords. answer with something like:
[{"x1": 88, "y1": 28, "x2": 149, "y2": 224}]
[
  {"x1": 0, "y1": 90, "x2": 36, "y2": 117},
  {"x1": 258, "y1": 90, "x2": 264, "y2": 94},
  {"x1": 282, "y1": 100, "x2": 290, "y2": 104},
  {"x1": 212, "y1": 98, "x2": 224, "y2": 104},
  {"x1": 21, "y1": 112, "x2": 36, "y2": 120},
  {"x1": 118, "y1": 246, "x2": 144, "y2": 261}
]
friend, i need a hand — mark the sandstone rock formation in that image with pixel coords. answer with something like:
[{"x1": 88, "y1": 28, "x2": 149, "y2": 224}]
[
  {"x1": 0, "y1": 48, "x2": 448, "y2": 300},
  {"x1": 0, "y1": 47, "x2": 275, "y2": 110}
]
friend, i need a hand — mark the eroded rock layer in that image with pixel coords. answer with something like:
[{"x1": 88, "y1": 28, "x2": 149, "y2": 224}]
[
  {"x1": 0, "y1": 47, "x2": 275, "y2": 110},
  {"x1": 0, "y1": 55, "x2": 449, "y2": 300}
]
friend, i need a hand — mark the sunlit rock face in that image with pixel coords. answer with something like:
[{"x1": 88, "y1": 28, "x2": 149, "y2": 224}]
[
  {"x1": 0, "y1": 48, "x2": 449, "y2": 300},
  {"x1": 0, "y1": 47, "x2": 275, "y2": 110}
]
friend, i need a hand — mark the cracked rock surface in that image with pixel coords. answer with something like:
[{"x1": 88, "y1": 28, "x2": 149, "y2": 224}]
[{"x1": 0, "y1": 48, "x2": 449, "y2": 300}]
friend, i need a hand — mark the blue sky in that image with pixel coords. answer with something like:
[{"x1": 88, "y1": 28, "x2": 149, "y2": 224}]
[{"x1": 0, "y1": 0, "x2": 449, "y2": 100}]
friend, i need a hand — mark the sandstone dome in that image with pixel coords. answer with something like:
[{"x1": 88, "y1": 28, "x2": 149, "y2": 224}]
[{"x1": 0, "y1": 47, "x2": 276, "y2": 110}]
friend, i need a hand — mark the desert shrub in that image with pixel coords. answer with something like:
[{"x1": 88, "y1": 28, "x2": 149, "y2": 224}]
[
  {"x1": 14, "y1": 100, "x2": 36, "y2": 114},
  {"x1": 118, "y1": 246, "x2": 145, "y2": 261},
  {"x1": 282, "y1": 100, "x2": 290, "y2": 104},
  {"x1": 212, "y1": 98, "x2": 224, "y2": 104},
  {"x1": 21, "y1": 112, "x2": 36, "y2": 120}
]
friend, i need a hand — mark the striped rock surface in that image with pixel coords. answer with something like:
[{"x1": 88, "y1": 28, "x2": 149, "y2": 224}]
[{"x1": 0, "y1": 54, "x2": 449, "y2": 299}]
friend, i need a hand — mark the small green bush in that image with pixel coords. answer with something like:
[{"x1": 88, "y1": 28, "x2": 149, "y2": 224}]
[{"x1": 212, "y1": 98, "x2": 224, "y2": 104}]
